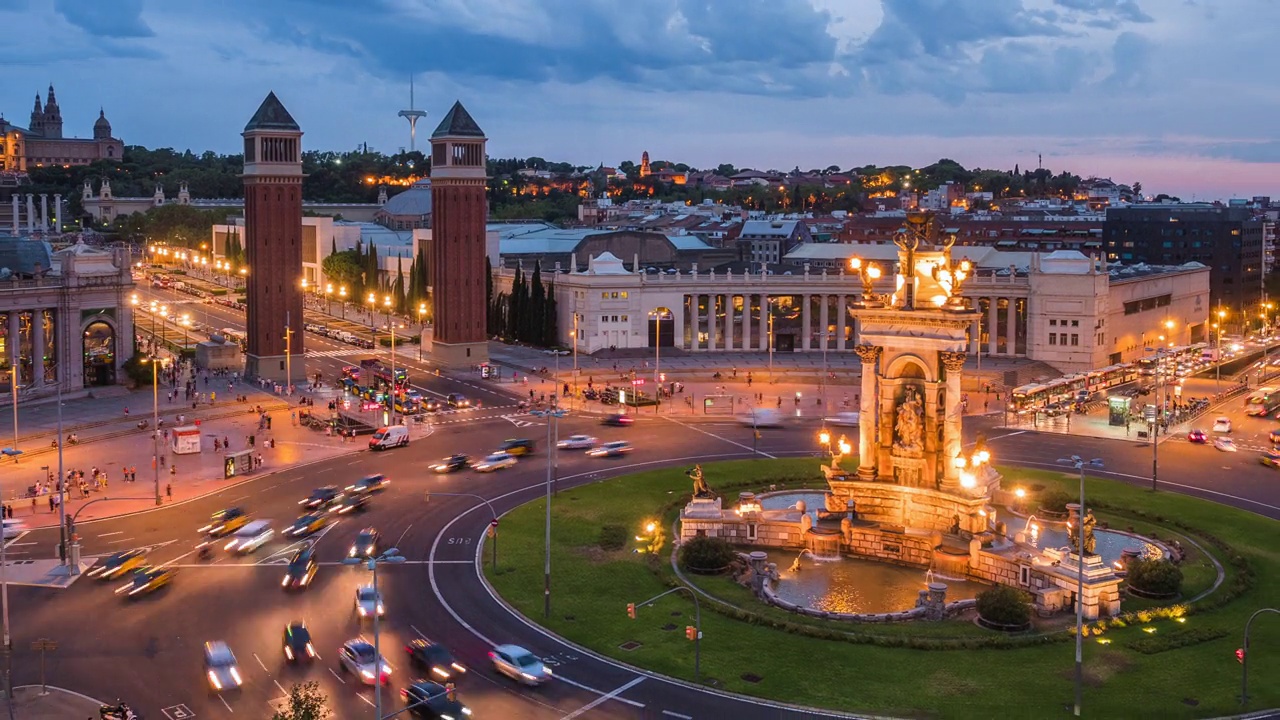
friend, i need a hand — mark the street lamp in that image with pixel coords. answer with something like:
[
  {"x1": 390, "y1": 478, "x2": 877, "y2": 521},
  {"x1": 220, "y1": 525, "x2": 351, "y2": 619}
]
[
  {"x1": 849, "y1": 257, "x2": 884, "y2": 305},
  {"x1": 325, "y1": 283, "x2": 334, "y2": 316},
  {"x1": 417, "y1": 302, "x2": 427, "y2": 360},
  {"x1": 342, "y1": 548, "x2": 405, "y2": 719},
  {"x1": 339, "y1": 286, "x2": 348, "y2": 318},
  {"x1": 1215, "y1": 308, "x2": 1228, "y2": 391},
  {"x1": 383, "y1": 295, "x2": 399, "y2": 426},
  {"x1": 180, "y1": 313, "x2": 191, "y2": 352},
  {"x1": 531, "y1": 400, "x2": 568, "y2": 618},
  {"x1": 649, "y1": 308, "x2": 671, "y2": 409},
  {"x1": 367, "y1": 292, "x2": 377, "y2": 344},
  {"x1": 1057, "y1": 454, "x2": 1105, "y2": 719},
  {"x1": 142, "y1": 355, "x2": 167, "y2": 506},
  {"x1": 767, "y1": 297, "x2": 776, "y2": 383}
]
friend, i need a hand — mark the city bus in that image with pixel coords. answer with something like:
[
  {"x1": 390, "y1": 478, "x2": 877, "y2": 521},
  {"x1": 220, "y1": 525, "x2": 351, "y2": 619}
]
[{"x1": 1244, "y1": 387, "x2": 1280, "y2": 417}]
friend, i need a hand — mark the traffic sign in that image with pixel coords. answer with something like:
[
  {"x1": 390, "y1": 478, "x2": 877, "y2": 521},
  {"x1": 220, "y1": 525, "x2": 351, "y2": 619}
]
[{"x1": 632, "y1": 378, "x2": 645, "y2": 385}]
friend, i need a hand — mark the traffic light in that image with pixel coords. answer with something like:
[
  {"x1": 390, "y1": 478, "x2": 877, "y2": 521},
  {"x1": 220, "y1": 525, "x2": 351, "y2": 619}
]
[
  {"x1": 1236, "y1": 647, "x2": 1246, "y2": 664},
  {"x1": 627, "y1": 603, "x2": 636, "y2": 620},
  {"x1": 445, "y1": 682, "x2": 456, "y2": 702},
  {"x1": 685, "y1": 626, "x2": 696, "y2": 641}
]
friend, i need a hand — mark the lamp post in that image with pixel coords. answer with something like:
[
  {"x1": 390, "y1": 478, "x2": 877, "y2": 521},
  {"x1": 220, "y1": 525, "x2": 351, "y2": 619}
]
[
  {"x1": 339, "y1": 286, "x2": 348, "y2": 319},
  {"x1": 417, "y1": 302, "x2": 427, "y2": 360},
  {"x1": 571, "y1": 310, "x2": 579, "y2": 408},
  {"x1": 325, "y1": 283, "x2": 334, "y2": 316},
  {"x1": 367, "y1": 293, "x2": 377, "y2": 346},
  {"x1": 1057, "y1": 454, "x2": 1104, "y2": 719},
  {"x1": 384, "y1": 296, "x2": 397, "y2": 426},
  {"x1": 145, "y1": 355, "x2": 165, "y2": 506},
  {"x1": 530, "y1": 400, "x2": 567, "y2": 618},
  {"x1": 650, "y1": 308, "x2": 670, "y2": 410},
  {"x1": 1216, "y1": 309, "x2": 1227, "y2": 391},
  {"x1": 342, "y1": 548, "x2": 405, "y2": 719},
  {"x1": 1240, "y1": 607, "x2": 1280, "y2": 705},
  {"x1": 626, "y1": 586, "x2": 702, "y2": 682},
  {"x1": 180, "y1": 313, "x2": 191, "y2": 352},
  {"x1": 767, "y1": 297, "x2": 775, "y2": 383}
]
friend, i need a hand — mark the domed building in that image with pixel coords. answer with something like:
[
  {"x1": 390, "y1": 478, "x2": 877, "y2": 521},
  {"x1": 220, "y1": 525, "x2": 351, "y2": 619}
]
[
  {"x1": 373, "y1": 178, "x2": 432, "y2": 230},
  {"x1": 1, "y1": 85, "x2": 123, "y2": 170}
]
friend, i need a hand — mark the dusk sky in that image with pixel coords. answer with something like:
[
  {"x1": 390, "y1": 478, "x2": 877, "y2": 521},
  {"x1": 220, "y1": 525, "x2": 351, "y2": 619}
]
[{"x1": 3, "y1": 0, "x2": 1277, "y2": 200}]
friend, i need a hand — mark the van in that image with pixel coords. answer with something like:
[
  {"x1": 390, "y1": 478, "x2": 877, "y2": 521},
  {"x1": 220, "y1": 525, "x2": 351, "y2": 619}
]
[
  {"x1": 369, "y1": 425, "x2": 409, "y2": 450},
  {"x1": 737, "y1": 408, "x2": 783, "y2": 428},
  {"x1": 225, "y1": 520, "x2": 274, "y2": 554}
]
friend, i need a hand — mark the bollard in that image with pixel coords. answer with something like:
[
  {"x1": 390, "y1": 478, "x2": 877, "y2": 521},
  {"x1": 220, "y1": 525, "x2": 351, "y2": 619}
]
[{"x1": 69, "y1": 540, "x2": 82, "y2": 574}]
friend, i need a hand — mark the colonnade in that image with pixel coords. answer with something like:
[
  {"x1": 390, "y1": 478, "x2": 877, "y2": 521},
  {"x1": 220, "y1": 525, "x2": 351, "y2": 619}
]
[{"x1": 2, "y1": 309, "x2": 57, "y2": 386}]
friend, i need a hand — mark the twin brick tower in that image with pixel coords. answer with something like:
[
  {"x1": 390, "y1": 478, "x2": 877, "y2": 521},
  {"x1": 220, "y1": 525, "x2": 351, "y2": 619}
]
[{"x1": 239, "y1": 92, "x2": 488, "y2": 384}]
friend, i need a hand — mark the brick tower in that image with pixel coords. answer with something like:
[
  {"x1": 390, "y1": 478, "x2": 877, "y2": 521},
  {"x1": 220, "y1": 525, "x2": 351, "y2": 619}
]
[
  {"x1": 241, "y1": 91, "x2": 304, "y2": 383},
  {"x1": 428, "y1": 101, "x2": 489, "y2": 367}
]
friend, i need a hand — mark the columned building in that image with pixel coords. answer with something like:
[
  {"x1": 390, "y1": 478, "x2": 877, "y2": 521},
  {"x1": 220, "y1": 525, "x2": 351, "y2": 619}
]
[
  {"x1": 498, "y1": 249, "x2": 1209, "y2": 376},
  {"x1": 0, "y1": 237, "x2": 135, "y2": 399},
  {"x1": 428, "y1": 101, "x2": 489, "y2": 367},
  {"x1": 240, "y1": 92, "x2": 304, "y2": 383}
]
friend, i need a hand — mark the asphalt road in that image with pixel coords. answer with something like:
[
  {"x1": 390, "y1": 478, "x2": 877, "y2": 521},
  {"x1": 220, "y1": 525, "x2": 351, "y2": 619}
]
[{"x1": 5, "y1": 285, "x2": 1277, "y2": 719}]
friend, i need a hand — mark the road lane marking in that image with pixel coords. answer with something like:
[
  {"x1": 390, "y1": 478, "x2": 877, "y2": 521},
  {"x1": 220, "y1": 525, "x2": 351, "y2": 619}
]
[
  {"x1": 3, "y1": 532, "x2": 30, "y2": 548},
  {"x1": 561, "y1": 677, "x2": 645, "y2": 719},
  {"x1": 394, "y1": 523, "x2": 412, "y2": 549},
  {"x1": 666, "y1": 418, "x2": 777, "y2": 459},
  {"x1": 273, "y1": 679, "x2": 287, "y2": 695},
  {"x1": 358, "y1": 694, "x2": 375, "y2": 707},
  {"x1": 232, "y1": 495, "x2": 250, "y2": 502},
  {"x1": 410, "y1": 624, "x2": 427, "y2": 639},
  {"x1": 107, "y1": 537, "x2": 135, "y2": 544},
  {"x1": 329, "y1": 668, "x2": 346, "y2": 684},
  {"x1": 253, "y1": 652, "x2": 269, "y2": 672},
  {"x1": 662, "y1": 712, "x2": 694, "y2": 720},
  {"x1": 97, "y1": 531, "x2": 124, "y2": 537},
  {"x1": 217, "y1": 693, "x2": 233, "y2": 712}
]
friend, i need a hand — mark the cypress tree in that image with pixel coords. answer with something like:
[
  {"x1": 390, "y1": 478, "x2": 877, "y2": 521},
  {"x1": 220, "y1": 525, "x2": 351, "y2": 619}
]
[
  {"x1": 484, "y1": 256, "x2": 494, "y2": 336},
  {"x1": 507, "y1": 268, "x2": 523, "y2": 339},
  {"x1": 543, "y1": 282, "x2": 558, "y2": 347},
  {"x1": 529, "y1": 261, "x2": 545, "y2": 346}
]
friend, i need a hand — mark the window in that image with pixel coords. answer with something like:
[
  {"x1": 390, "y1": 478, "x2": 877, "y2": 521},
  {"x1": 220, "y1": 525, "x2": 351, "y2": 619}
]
[
  {"x1": 1071, "y1": 320, "x2": 1079, "y2": 327},
  {"x1": 1071, "y1": 334, "x2": 1079, "y2": 346},
  {"x1": 1049, "y1": 334, "x2": 1057, "y2": 345},
  {"x1": 1050, "y1": 319, "x2": 1057, "y2": 327},
  {"x1": 619, "y1": 291, "x2": 629, "y2": 299},
  {"x1": 621, "y1": 315, "x2": 628, "y2": 322},
  {"x1": 601, "y1": 292, "x2": 608, "y2": 299},
  {"x1": 1059, "y1": 333, "x2": 1068, "y2": 345}
]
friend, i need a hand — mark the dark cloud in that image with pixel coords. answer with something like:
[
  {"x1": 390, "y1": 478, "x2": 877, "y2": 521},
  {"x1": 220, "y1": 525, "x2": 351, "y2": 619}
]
[
  {"x1": 978, "y1": 42, "x2": 1091, "y2": 94},
  {"x1": 53, "y1": 0, "x2": 153, "y2": 38},
  {"x1": 1105, "y1": 31, "x2": 1151, "y2": 88}
]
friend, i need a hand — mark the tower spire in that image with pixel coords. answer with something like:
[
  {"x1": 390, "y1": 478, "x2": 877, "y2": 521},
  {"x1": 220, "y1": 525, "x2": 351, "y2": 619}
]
[{"x1": 397, "y1": 74, "x2": 428, "y2": 153}]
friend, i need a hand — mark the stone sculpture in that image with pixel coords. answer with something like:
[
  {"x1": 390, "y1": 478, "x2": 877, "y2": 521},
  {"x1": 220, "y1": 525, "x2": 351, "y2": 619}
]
[
  {"x1": 688, "y1": 464, "x2": 715, "y2": 498},
  {"x1": 894, "y1": 386, "x2": 923, "y2": 453}
]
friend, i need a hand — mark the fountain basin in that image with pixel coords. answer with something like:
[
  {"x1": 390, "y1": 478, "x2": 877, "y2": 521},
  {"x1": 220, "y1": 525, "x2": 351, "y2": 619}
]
[{"x1": 771, "y1": 555, "x2": 987, "y2": 615}]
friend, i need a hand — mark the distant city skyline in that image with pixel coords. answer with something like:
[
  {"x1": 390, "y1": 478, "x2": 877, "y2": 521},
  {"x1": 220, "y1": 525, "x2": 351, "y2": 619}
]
[{"x1": 2, "y1": 0, "x2": 1277, "y2": 201}]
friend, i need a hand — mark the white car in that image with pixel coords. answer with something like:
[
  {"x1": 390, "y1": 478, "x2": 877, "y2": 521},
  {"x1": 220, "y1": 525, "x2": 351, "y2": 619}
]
[
  {"x1": 2, "y1": 518, "x2": 27, "y2": 540},
  {"x1": 1212, "y1": 417, "x2": 1232, "y2": 433},
  {"x1": 223, "y1": 520, "x2": 274, "y2": 554},
  {"x1": 1214, "y1": 437, "x2": 1238, "y2": 452},
  {"x1": 473, "y1": 452, "x2": 517, "y2": 473},
  {"x1": 823, "y1": 412, "x2": 861, "y2": 427},
  {"x1": 490, "y1": 644, "x2": 552, "y2": 686},
  {"x1": 354, "y1": 585, "x2": 385, "y2": 618},
  {"x1": 557, "y1": 434, "x2": 597, "y2": 450},
  {"x1": 587, "y1": 441, "x2": 632, "y2": 458},
  {"x1": 204, "y1": 641, "x2": 243, "y2": 691},
  {"x1": 338, "y1": 638, "x2": 392, "y2": 685}
]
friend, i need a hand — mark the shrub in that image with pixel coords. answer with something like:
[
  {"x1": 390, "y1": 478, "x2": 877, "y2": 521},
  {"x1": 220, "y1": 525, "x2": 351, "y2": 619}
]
[
  {"x1": 1127, "y1": 558, "x2": 1183, "y2": 597},
  {"x1": 678, "y1": 535, "x2": 735, "y2": 572},
  {"x1": 1037, "y1": 487, "x2": 1074, "y2": 514},
  {"x1": 975, "y1": 585, "x2": 1031, "y2": 627},
  {"x1": 1127, "y1": 626, "x2": 1228, "y2": 654},
  {"x1": 597, "y1": 525, "x2": 627, "y2": 551}
]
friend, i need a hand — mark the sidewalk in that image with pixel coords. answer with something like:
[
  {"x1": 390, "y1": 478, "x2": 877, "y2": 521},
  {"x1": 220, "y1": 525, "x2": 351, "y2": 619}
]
[
  {"x1": 1, "y1": 685, "x2": 105, "y2": 719},
  {"x1": 0, "y1": 381, "x2": 383, "y2": 530}
]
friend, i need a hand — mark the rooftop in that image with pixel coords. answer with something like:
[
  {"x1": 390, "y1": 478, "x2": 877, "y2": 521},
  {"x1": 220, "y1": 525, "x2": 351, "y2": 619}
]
[
  {"x1": 243, "y1": 92, "x2": 300, "y2": 133},
  {"x1": 431, "y1": 101, "x2": 484, "y2": 139}
]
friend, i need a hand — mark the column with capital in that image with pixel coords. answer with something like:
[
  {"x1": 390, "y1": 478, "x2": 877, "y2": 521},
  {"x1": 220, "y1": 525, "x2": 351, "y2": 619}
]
[
  {"x1": 855, "y1": 344, "x2": 882, "y2": 481},
  {"x1": 758, "y1": 295, "x2": 769, "y2": 351},
  {"x1": 741, "y1": 294, "x2": 751, "y2": 352},
  {"x1": 53, "y1": 194, "x2": 63, "y2": 232},
  {"x1": 987, "y1": 298, "x2": 998, "y2": 356},
  {"x1": 801, "y1": 295, "x2": 811, "y2": 350},
  {"x1": 939, "y1": 350, "x2": 967, "y2": 491},
  {"x1": 1006, "y1": 298, "x2": 1017, "y2": 355},
  {"x1": 818, "y1": 295, "x2": 829, "y2": 350},
  {"x1": 26, "y1": 194, "x2": 36, "y2": 234},
  {"x1": 708, "y1": 295, "x2": 718, "y2": 351},
  {"x1": 836, "y1": 295, "x2": 847, "y2": 350},
  {"x1": 32, "y1": 308, "x2": 45, "y2": 386}
]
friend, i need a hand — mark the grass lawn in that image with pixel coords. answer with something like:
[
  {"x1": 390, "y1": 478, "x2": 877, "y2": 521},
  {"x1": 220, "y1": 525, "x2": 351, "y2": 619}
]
[{"x1": 485, "y1": 459, "x2": 1280, "y2": 718}]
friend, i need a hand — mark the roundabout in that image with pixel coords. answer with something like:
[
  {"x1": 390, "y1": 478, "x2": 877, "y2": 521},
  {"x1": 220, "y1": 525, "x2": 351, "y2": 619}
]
[{"x1": 479, "y1": 457, "x2": 1277, "y2": 718}]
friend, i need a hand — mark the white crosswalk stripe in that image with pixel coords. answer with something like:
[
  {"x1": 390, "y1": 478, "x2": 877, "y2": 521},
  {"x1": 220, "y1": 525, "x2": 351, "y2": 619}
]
[{"x1": 304, "y1": 349, "x2": 373, "y2": 358}]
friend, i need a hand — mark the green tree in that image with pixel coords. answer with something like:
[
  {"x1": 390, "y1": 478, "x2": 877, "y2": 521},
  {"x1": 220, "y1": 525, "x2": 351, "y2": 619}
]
[
  {"x1": 529, "y1": 261, "x2": 545, "y2": 345},
  {"x1": 484, "y1": 256, "x2": 495, "y2": 336},
  {"x1": 271, "y1": 680, "x2": 329, "y2": 720},
  {"x1": 543, "y1": 282, "x2": 558, "y2": 347},
  {"x1": 321, "y1": 249, "x2": 363, "y2": 291}
]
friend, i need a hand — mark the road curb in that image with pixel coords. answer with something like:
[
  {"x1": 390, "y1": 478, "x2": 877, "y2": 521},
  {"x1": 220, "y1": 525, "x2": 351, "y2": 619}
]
[
  {"x1": 11, "y1": 684, "x2": 108, "y2": 705},
  {"x1": 21, "y1": 444, "x2": 366, "y2": 530}
]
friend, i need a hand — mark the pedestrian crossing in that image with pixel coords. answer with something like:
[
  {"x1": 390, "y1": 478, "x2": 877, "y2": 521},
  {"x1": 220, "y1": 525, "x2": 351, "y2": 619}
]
[{"x1": 304, "y1": 349, "x2": 371, "y2": 358}]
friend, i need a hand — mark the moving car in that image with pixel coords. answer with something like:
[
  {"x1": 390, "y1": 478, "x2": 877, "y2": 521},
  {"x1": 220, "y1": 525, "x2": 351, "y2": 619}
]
[
  {"x1": 472, "y1": 452, "x2": 517, "y2": 473},
  {"x1": 446, "y1": 393, "x2": 471, "y2": 409},
  {"x1": 1212, "y1": 417, "x2": 1232, "y2": 434},
  {"x1": 281, "y1": 548, "x2": 318, "y2": 590},
  {"x1": 205, "y1": 641, "x2": 243, "y2": 691},
  {"x1": 736, "y1": 408, "x2": 784, "y2": 428},
  {"x1": 223, "y1": 520, "x2": 275, "y2": 554},
  {"x1": 1214, "y1": 437, "x2": 1238, "y2": 452},
  {"x1": 1269, "y1": 428, "x2": 1280, "y2": 446},
  {"x1": 600, "y1": 413, "x2": 633, "y2": 427},
  {"x1": 400, "y1": 681, "x2": 471, "y2": 719},
  {"x1": 422, "y1": 397, "x2": 442, "y2": 412},
  {"x1": 198, "y1": 507, "x2": 250, "y2": 537},
  {"x1": 405, "y1": 638, "x2": 466, "y2": 681},
  {"x1": 282, "y1": 622, "x2": 316, "y2": 662},
  {"x1": 331, "y1": 493, "x2": 370, "y2": 515},
  {"x1": 823, "y1": 412, "x2": 861, "y2": 427},
  {"x1": 349, "y1": 528, "x2": 381, "y2": 558},
  {"x1": 499, "y1": 438, "x2": 535, "y2": 456},
  {"x1": 557, "y1": 434, "x2": 597, "y2": 450},
  {"x1": 346, "y1": 474, "x2": 389, "y2": 494},
  {"x1": 87, "y1": 548, "x2": 146, "y2": 580},
  {"x1": 370, "y1": 425, "x2": 410, "y2": 450},
  {"x1": 115, "y1": 566, "x2": 176, "y2": 597},
  {"x1": 355, "y1": 585, "x2": 385, "y2": 618},
  {"x1": 0, "y1": 518, "x2": 25, "y2": 540},
  {"x1": 300, "y1": 486, "x2": 343, "y2": 510},
  {"x1": 490, "y1": 644, "x2": 552, "y2": 686},
  {"x1": 587, "y1": 440, "x2": 632, "y2": 458},
  {"x1": 1259, "y1": 450, "x2": 1280, "y2": 468},
  {"x1": 431, "y1": 454, "x2": 469, "y2": 473},
  {"x1": 339, "y1": 638, "x2": 392, "y2": 685},
  {"x1": 285, "y1": 513, "x2": 329, "y2": 538},
  {"x1": 1187, "y1": 429, "x2": 1207, "y2": 444}
]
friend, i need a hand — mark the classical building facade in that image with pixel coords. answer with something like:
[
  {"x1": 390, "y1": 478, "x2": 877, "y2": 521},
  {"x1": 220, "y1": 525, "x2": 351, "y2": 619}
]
[
  {"x1": 0, "y1": 237, "x2": 135, "y2": 399},
  {"x1": 427, "y1": 101, "x2": 489, "y2": 367},
  {"x1": 240, "y1": 92, "x2": 305, "y2": 383},
  {"x1": 1, "y1": 85, "x2": 123, "y2": 171},
  {"x1": 497, "y1": 246, "x2": 1209, "y2": 375}
]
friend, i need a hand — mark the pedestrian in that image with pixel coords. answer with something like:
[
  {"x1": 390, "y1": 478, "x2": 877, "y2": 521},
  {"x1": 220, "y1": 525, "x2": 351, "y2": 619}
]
[
  {"x1": 160, "y1": 454, "x2": 166, "y2": 469},
  {"x1": 166, "y1": 482, "x2": 173, "y2": 500},
  {"x1": 30, "y1": 497, "x2": 36, "y2": 514},
  {"x1": 170, "y1": 464, "x2": 176, "y2": 476},
  {"x1": 223, "y1": 436, "x2": 229, "y2": 449},
  {"x1": 48, "y1": 495, "x2": 55, "y2": 513}
]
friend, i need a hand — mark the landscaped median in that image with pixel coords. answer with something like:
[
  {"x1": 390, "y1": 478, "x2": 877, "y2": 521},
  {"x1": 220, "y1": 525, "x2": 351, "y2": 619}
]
[{"x1": 483, "y1": 458, "x2": 1280, "y2": 718}]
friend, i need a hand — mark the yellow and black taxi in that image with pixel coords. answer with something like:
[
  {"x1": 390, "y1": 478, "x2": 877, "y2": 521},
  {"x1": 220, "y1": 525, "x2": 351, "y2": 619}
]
[
  {"x1": 285, "y1": 513, "x2": 331, "y2": 538},
  {"x1": 1269, "y1": 428, "x2": 1280, "y2": 446},
  {"x1": 87, "y1": 548, "x2": 147, "y2": 580},
  {"x1": 346, "y1": 474, "x2": 389, "y2": 494},
  {"x1": 115, "y1": 566, "x2": 176, "y2": 598},
  {"x1": 198, "y1": 507, "x2": 251, "y2": 537},
  {"x1": 1260, "y1": 450, "x2": 1280, "y2": 469},
  {"x1": 498, "y1": 438, "x2": 535, "y2": 456}
]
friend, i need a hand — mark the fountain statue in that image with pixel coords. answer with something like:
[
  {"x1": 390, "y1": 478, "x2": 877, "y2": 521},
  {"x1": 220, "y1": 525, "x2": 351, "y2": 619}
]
[
  {"x1": 789, "y1": 549, "x2": 812, "y2": 573},
  {"x1": 893, "y1": 387, "x2": 924, "y2": 454},
  {"x1": 687, "y1": 465, "x2": 715, "y2": 499}
]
